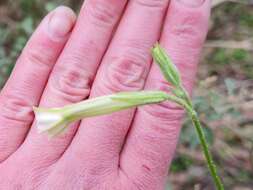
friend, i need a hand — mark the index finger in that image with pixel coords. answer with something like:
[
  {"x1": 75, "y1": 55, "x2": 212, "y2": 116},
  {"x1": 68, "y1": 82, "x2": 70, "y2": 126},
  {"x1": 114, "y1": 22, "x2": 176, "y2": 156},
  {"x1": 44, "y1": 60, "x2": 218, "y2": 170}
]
[
  {"x1": 19, "y1": 0, "x2": 128, "y2": 165},
  {"x1": 0, "y1": 7, "x2": 76, "y2": 162}
]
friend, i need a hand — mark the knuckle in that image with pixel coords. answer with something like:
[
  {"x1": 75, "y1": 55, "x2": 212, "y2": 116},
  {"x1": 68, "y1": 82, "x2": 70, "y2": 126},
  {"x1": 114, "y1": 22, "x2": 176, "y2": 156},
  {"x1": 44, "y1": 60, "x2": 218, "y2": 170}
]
[
  {"x1": 0, "y1": 94, "x2": 34, "y2": 123},
  {"x1": 51, "y1": 66, "x2": 92, "y2": 102},
  {"x1": 105, "y1": 58, "x2": 146, "y2": 91},
  {"x1": 49, "y1": 40, "x2": 98, "y2": 103},
  {"x1": 65, "y1": 40, "x2": 103, "y2": 65},
  {"x1": 22, "y1": 47, "x2": 54, "y2": 69},
  {"x1": 135, "y1": 0, "x2": 168, "y2": 8},
  {"x1": 169, "y1": 12, "x2": 207, "y2": 48},
  {"x1": 87, "y1": 1, "x2": 119, "y2": 26},
  {"x1": 103, "y1": 43, "x2": 150, "y2": 91}
]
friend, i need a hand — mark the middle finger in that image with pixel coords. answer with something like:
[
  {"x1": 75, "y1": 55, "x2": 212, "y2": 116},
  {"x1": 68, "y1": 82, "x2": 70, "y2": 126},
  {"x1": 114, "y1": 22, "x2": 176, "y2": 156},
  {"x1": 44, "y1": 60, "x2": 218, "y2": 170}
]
[{"x1": 60, "y1": 0, "x2": 170, "y2": 181}]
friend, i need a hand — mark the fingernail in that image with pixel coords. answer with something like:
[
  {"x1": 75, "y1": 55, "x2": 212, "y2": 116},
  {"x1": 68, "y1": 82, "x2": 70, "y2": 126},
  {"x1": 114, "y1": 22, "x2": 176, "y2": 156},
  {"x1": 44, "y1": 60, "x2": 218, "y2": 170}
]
[
  {"x1": 178, "y1": 0, "x2": 205, "y2": 7},
  {"x1": 48, "y1": 6, "x2": 76, "y2": 40}
]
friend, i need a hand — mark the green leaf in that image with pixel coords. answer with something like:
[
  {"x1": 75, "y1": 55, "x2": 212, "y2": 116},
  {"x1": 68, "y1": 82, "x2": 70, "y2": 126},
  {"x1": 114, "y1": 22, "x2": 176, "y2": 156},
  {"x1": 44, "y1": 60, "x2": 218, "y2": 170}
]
[
  {"x1": 171, "y1": 154, "x2": 193, "y2": 172},
  {"x1": 45, "y1": 2, "x2": 59, "y2": 12},
  {"x1": 180, "y1": 121, "x2": 214, "y2": 148},
  {"x1": 224, "y1": 78, "x2": 237, "y2": 96},
  {"x1": 19, "y1": 17, "x2": 34, "y2": 35}
]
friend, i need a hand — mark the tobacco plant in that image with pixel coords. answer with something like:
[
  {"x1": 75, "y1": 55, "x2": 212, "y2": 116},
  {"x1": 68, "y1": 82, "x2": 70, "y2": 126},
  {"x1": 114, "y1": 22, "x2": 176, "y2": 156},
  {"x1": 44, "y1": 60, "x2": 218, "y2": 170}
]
[{"x1": 34, "y1": 43, "x2": 224, "y2": 190}]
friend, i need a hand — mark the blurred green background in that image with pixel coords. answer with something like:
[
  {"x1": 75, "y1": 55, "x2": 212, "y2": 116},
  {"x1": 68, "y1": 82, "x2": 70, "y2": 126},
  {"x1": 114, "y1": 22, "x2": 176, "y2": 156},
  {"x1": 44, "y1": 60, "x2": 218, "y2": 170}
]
[{"x1": 0, "y1": 0, "x2": 253, "y2": 189}]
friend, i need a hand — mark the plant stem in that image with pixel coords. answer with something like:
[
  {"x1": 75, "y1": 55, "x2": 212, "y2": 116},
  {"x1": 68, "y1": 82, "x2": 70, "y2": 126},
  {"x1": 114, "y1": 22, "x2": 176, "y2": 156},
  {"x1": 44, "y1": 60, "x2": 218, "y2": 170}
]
[
  {"x1": 189, "y1": 111, "x2": 224, "y2": 190},
  {"x1": 176, "y1": 86, "x2": 224, "y2": 189},
  {"x1": 152, "y1": 43, "x2": 224, "y2": 189},
  {"x1": 168, "y1": 84, "x2": 225, "y2": 189}
]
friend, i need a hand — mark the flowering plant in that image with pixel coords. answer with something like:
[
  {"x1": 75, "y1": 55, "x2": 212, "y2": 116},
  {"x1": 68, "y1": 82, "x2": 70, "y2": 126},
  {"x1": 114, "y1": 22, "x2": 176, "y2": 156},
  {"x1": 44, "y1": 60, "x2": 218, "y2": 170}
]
[{"x1": 34, "y1": 43, "x2": 224, "y2": 190}]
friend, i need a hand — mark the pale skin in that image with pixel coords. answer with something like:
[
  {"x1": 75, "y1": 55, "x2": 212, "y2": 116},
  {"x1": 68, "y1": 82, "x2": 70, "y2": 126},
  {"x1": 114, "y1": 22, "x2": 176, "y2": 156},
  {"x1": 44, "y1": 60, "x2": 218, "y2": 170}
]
[{"x1": 0, "y1": 0, "x2": 210, "y2": 189}]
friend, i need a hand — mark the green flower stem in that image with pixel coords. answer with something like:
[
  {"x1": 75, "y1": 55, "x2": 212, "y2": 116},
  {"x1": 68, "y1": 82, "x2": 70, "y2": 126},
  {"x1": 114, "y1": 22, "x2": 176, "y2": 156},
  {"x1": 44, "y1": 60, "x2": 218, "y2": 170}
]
[
  {"x1": 151, "y1": 43, "x2": 224, "y2": 189},
  {"x1": 189, "y1": 110, "x2": 224, "y2": 190},
  {"x1": 175, "y1": 87, "x2": 224, "y2": 190},
  {"x1": 178, "y1": 86, "x2": 224, "y2": 190},
  {"x1": 171, "y1": 91, "x2": 224, "y2": 190}
]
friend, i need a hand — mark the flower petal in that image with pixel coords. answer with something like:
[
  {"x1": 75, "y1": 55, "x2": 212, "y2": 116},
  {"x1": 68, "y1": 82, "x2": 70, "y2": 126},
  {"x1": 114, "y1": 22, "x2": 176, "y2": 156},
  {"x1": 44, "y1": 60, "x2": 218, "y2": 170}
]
[{"x1": 33, "y1": 107, "x2": 64, "y2": 133}]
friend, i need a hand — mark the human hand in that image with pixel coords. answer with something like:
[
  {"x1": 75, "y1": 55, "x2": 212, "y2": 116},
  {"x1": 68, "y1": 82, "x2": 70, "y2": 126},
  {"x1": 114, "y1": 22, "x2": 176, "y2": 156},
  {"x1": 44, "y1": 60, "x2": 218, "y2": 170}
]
[{"x1": 0, "y1": 0, "x2": 210, "y2": 189}]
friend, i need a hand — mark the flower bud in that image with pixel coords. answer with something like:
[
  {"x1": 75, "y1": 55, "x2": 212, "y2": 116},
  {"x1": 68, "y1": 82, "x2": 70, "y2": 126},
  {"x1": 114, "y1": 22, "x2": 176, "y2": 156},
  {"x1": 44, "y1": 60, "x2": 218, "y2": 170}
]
[{"x1": 152, "y1": 43, "x2": 181, "y2": 87}]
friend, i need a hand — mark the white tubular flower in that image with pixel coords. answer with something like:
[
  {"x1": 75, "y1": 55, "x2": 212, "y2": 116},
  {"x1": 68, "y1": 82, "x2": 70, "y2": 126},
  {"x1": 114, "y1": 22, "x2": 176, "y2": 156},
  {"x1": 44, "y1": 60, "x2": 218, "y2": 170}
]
[
  {"x1": 33, "y1": 107, "x2": 69, "y2": 137},
  {"x1": 33, "y1": 91, "x2": 169, "y2": 137}
]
